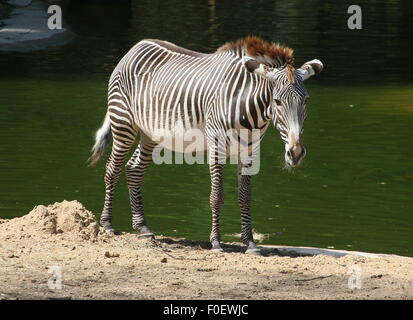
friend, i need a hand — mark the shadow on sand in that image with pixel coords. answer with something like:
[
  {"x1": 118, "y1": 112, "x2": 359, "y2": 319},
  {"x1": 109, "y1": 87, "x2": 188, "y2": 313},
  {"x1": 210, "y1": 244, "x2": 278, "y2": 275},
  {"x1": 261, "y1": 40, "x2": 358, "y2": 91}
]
[{"x1": 155, "y1": 237, "x2": 313, "y2": 258}]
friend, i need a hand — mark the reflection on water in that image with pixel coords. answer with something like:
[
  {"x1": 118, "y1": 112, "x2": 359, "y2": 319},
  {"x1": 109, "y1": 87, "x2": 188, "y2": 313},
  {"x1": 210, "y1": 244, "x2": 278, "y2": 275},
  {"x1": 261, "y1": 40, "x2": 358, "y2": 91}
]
[{"x1": 0, "y1": 0, "x2": 412, "y2": 256}]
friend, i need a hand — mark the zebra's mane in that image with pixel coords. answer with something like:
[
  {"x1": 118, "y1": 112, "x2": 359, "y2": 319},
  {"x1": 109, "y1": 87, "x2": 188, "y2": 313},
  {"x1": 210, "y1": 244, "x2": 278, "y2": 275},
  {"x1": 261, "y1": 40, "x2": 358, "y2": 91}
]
[{"x1": 216, "y1": 36, "x2": 296, "y2": 83}]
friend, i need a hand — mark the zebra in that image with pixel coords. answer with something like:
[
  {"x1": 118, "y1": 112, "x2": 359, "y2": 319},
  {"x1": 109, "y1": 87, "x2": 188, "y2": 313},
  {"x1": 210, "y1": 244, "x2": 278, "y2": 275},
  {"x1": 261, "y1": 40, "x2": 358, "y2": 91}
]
[{"x1": 89, "y1": 36, "x2": 323, "y2": 255}]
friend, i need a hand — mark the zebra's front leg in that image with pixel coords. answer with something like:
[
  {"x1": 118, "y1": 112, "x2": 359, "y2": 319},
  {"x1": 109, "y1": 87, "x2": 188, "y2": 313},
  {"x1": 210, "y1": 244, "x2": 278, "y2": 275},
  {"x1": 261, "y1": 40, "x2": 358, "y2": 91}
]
[
  {"x1": 238, "y1": 163, "x2": 261, "y2": 255},
  {"x1": 209, "y1": 163, "x2": 225, "y2": 252},
  {"x1": 125, "y1": 138, "x2": 156, "y2": 237}
]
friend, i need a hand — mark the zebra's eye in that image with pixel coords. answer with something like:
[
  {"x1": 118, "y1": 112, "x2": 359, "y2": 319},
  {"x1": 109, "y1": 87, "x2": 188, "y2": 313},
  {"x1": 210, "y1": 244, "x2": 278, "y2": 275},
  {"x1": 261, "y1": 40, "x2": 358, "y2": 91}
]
[{"x1": 274, "y1": 99, "x2": 282, "y2": 106}]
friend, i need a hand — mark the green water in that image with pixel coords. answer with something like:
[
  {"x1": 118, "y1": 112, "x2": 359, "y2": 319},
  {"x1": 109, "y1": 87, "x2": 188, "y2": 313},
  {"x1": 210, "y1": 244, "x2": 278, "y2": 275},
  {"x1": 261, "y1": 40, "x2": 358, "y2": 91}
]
[{"x1": 0, "y1": 0, "x2": 412, "y2": 256}]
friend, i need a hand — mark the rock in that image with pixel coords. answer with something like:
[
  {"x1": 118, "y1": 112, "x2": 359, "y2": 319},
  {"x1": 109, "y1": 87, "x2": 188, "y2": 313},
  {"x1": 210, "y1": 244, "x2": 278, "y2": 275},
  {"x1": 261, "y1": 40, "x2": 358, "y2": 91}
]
[{"x1": 104, "y1": 251, "x2": 119, "y2": 258}]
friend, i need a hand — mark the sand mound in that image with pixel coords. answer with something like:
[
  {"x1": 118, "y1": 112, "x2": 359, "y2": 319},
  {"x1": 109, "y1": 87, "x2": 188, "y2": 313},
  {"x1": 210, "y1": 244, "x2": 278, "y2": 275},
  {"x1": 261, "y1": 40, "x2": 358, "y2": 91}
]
[{"x1": 0, "y1": 200, "x2": 103, "y2": 240}]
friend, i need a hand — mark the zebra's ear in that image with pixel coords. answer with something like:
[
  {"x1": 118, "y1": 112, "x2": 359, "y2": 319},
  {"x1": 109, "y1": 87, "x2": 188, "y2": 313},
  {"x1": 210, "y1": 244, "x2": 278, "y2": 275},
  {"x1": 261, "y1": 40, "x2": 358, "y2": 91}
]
[
  {"x1": 297, "y1": 59, "x2": 323, "y2": 81},
  {"x1": 243, "y1": 56, "x2": 281, "y2": 80}
]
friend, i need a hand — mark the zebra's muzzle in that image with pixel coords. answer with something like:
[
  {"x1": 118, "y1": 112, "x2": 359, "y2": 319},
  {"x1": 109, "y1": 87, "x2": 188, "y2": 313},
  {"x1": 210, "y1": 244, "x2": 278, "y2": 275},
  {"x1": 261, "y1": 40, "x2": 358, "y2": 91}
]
[{"x1": 286, "y1": 144, "x2": 306, "y2": 167}]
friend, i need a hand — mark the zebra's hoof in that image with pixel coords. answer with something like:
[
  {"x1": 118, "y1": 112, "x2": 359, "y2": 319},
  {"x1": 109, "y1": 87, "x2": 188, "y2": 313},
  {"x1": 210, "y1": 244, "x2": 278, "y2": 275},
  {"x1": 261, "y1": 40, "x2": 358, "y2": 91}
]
[
  {"x1": 104, "y1": 228, "x2": 121, "y2": 235},
  {"x1": 136, "y1": 226, "x2": 155, "y2": 238},
  {"x1": 100, "y1": 218, "x2": 116, "y2": 233},
  {"x1": 137, "y1": 232, "x2": 155, "y2": 238},
  {"x1": 210, "y1": 240, "x2": 223, "y2": 252},
  {"x1": 245, "y1": 248, "x2": 261, "y2": 256},
  {"x1": 102, "y1": 224, "x2": 115, "y2": 233}
]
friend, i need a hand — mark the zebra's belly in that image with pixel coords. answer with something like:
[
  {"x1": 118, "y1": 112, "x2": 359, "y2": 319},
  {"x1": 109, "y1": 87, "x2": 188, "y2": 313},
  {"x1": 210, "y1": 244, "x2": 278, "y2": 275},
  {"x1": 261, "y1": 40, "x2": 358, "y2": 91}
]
[{"x1": 142, "y1": 121, "x2": 208, "y2": 154}]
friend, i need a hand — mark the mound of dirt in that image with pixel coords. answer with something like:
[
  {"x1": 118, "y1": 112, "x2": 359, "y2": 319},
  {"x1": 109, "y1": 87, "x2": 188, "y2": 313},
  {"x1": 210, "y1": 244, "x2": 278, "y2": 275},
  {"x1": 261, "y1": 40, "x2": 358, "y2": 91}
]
[{"x1": 0, "y1": 200, "x2": 103, "y2": 240}]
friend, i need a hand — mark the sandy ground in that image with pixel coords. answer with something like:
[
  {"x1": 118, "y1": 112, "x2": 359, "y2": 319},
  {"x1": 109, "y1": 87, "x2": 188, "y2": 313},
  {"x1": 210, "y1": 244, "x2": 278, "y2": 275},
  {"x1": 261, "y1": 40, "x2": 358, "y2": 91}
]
[{"x1": 0, "y1": 201, "x2": 412, "y2": 300}]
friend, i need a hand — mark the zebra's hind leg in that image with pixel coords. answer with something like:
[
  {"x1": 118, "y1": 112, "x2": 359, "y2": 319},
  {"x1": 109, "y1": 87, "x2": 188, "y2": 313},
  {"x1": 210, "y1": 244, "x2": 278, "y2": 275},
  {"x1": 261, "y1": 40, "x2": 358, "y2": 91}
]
[
  {"x1": 209, "y1": 163, "x2": 225, "y2": 252},
  {"x1": 238, "y1": 163, "x2": 261, "y2": 255},
  {"x1": 101, "y1": 138, "x2": 135, "y2": 233},
  {"x1": 125, "y1": 135, "x2": 157, "y2": 237}
]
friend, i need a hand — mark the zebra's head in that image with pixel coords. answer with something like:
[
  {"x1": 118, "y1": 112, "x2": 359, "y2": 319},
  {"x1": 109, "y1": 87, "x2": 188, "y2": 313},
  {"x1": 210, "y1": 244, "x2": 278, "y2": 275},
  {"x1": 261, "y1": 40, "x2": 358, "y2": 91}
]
[{"x1": 244, "y1": 58, "x2": 323, "y2": 168}]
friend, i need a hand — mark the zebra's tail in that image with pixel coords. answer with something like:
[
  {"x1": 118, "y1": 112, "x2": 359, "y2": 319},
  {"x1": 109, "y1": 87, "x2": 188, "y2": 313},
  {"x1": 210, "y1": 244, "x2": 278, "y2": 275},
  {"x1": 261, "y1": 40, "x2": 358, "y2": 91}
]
[{"x1": 88, "y1": 112, "x2": 112, "y2": 166}]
